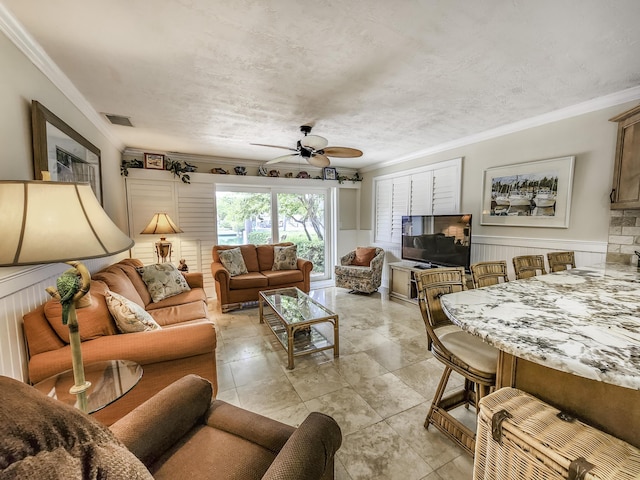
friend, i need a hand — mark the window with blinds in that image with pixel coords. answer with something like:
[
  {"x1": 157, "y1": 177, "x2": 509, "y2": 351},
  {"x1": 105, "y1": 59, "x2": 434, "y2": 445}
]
[{"x1": 374, "y1": 158, "x2": 462, "y2": 245}]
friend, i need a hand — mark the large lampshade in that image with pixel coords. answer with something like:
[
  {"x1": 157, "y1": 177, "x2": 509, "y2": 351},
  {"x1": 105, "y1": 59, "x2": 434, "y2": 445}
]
[
  {"x1": 0, "y1": 181, "x2": 134, "y2": 266},
  {"x1": 140, "y1": 212, "x2": 183, "y2": 236},
  {"x1": 0, "y1": 180, "x2": 134, "y2": 410}
]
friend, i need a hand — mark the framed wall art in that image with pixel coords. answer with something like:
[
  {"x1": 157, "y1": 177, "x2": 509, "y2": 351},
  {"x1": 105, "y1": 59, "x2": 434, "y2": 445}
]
[
  {"x1": 144, "y1": 153, "x2": 165, "y2": 170},
  {"x1": 31, "y1": 100, "x2": 103, "y2": 204},
  {"x1": 323, "y1": 167, "x2": 337, "y2": 180},
  {"x1": 481, "y1": 156, "x2": 575, "y2": 228}
]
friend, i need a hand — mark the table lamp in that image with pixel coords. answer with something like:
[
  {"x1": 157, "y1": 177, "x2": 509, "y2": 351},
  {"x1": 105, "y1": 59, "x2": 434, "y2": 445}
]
[
  {"x1": 140, "y1": 213, "x2": 183, "y2": 263},
  {"x1": 0, "y1": 181, "x2": 134, "y2": 410}
]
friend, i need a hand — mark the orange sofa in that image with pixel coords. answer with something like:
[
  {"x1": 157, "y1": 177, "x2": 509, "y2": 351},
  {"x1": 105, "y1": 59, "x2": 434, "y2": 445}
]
[
  {"x1": 23, "y1": 258, "x2": 217, "y2": 425},
  {"x1": 211, "y1": 243, "x2": 313, "y2": 312}
]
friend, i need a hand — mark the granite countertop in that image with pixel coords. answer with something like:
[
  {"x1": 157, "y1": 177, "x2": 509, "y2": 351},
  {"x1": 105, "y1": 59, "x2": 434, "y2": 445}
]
[{"x1": 440, "y1": 263, "x2": 640, "y2": 390}]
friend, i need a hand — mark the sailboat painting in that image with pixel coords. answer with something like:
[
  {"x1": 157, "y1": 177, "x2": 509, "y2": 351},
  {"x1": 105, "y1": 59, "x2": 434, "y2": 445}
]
[{"x1": 481, "y1": 156, "x2": 575, "y2": 228}]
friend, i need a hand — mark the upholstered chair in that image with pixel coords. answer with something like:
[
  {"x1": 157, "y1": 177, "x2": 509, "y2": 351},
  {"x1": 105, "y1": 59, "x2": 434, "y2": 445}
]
[
  {"x1": 415, "y1": 267, "x2": 498, "y2": 456},
  {"x1": 334, "y1": 247, "x2": 385, "y2": 294},
  {"x1": 0, "y1": 374, "x2": 342, "y2": 479}
]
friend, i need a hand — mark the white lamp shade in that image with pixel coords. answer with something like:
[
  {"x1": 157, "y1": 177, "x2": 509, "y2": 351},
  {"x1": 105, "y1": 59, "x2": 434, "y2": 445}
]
[
  {"x1": 140, "y1": 213, "x2": 183, "y2": 235},
  {"x1": 0, "y1": 181, "x2": 134, "y2": 266}
]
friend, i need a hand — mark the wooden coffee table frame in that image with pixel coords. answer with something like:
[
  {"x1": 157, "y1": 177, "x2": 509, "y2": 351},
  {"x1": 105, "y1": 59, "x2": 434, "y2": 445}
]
[{"x1": 259, "y1": 287, "x2": 339, "y2": 369}]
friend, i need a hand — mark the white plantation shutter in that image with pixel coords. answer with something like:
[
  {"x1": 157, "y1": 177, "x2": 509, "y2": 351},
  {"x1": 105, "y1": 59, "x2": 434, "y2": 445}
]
[
  {"x1": 176, "y1": 183, "x2": 216, "y2": 295},
  {"x1": 373, "y1": 157, "x2": 462, "y2": 247},
  {"x1": 375, "y1": 179, "x2": 393, "y2": 243},
  {"x1": 391, "y1": 176, "x2": 410, "y2": 243},
  {"x1": 410, "y1": 171, "x2": 433, "y2": 215},
  {"x1": 432, "y1": 163, "x2": 460, "y2": 214},
  {"x1": 126, "y1": 178, "x2": 216, "y2": 297}
]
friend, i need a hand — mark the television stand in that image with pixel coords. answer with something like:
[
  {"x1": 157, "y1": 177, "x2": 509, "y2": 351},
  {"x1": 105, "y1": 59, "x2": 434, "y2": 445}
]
[
  {"x1": 388, "y1": 261, "x2": 471, "y2": 305},
  {"x1": 413, "y1": 262, "x2": 432, "y2": 270}
]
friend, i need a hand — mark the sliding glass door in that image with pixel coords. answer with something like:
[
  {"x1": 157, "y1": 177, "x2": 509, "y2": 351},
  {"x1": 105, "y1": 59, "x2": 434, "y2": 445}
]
[{"x1": 215, "y1": 187, "x2": 331, "y2": 280}]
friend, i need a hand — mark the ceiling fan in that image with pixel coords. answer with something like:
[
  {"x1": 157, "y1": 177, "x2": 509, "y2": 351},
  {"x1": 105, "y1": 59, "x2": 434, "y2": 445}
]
[{"x1": 251, "y1": 125, "x2": 363, "y2": 168}]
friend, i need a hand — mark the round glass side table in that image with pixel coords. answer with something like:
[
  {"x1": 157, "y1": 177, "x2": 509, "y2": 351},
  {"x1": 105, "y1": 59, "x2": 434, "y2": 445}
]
[{"x1": 34, "y1": 359, "x2": 143, "y2": 414}]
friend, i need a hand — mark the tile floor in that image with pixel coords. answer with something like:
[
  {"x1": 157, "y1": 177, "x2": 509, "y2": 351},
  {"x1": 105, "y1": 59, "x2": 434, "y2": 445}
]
[{"x1": 210, "y1": 287, "x2": 475, "y2": 480}]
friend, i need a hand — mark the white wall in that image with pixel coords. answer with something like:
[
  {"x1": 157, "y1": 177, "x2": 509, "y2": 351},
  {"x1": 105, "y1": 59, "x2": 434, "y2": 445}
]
[
  {"x1": 359, "y1": 101, "x2": 640, "y2": 273},
  {"x1": 0, "y1": 31, "x2": 127, "y2": 380}
]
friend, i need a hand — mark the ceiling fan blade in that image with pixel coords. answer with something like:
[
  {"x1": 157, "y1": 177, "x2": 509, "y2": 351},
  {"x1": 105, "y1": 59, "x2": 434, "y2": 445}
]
[
  {"x1": 266, "y1": 153, "x2": 299, "y2": 165},
  {"x1": 251, "y1": 143, "x2": 297, "y2": 152},
  {"x1": 300, "y1": 135, "x2": 328, "y2": 150},
  {"x1": 322, "y1": 147, "x2": 363, "y2": 158},
  {"x1": 308, "y1": 153, "x2": 330, "y2": 168}
]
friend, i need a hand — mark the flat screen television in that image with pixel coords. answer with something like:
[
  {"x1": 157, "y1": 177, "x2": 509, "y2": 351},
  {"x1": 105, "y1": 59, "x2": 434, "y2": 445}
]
[{"x1": 401, "y1": 214, "x2": 472, "y2": 271}]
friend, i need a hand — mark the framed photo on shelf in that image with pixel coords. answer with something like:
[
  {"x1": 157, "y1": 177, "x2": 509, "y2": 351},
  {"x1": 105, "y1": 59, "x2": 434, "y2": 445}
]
[
  {"x1": 144, "y1": 153, "x2": 165, "y2": 170},
  {"x1": 323, "y1": 167, "x2": 337, "y2": 180},
  {"x1": 481, "y1": 156, "x2": 575, "y2": 228}
]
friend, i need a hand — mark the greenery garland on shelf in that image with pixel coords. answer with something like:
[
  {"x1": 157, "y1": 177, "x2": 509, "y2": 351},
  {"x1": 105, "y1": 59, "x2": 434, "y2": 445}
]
[{"x1": 120, "y1": 158, "x2": 197, "y2": 184}]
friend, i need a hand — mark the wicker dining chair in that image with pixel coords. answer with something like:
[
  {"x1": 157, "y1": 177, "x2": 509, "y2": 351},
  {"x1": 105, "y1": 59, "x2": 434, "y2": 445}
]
[
  {"x1": 415, "y1": 267, "x2": 498, "y2": 456},
  {"x1": 547, "y1": 251, "x2": 576, "y2": 272},
  {"x1": 512, "y1": 255, "x2": 547, "y2": 280},
  {"x1": 470, "y1": 261, "x2": 509, "y2": 288}
]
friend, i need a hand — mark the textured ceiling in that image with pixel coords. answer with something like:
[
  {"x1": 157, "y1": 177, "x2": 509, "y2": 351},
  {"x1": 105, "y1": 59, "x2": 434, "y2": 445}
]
[{"x1": 3, "y1": 0, "x2": 640, "y2": 169}]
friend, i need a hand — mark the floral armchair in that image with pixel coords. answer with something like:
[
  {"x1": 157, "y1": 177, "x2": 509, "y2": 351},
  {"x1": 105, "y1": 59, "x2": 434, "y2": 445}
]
[{"x1": 334, "y1": 247, "x2": 385, "y2": 294}]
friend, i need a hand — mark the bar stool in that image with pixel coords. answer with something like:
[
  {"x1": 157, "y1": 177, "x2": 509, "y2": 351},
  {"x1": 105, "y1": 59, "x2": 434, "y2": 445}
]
[
  {"x1": 547, "y1": 251, "x2": 576, "y2": 272},
  {"x1": 415, "y1": 267, "x2": 498, "y2": 456},
  {"x1": 512, "y1": 255, "x2": 547, "y2": 280},
  {"x1": 470, "y1": 261, "x2": 509, "y2": 288}
]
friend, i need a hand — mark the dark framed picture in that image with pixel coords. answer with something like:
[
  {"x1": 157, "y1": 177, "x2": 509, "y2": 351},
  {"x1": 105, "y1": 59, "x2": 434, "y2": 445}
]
[
  {"x1": 144, "y1": 153, "x2": 165, "y2": 170},
  {"x1": 323, "y1": 167, "x2": 337, "y2": 180},
  {"x1": 31, "y1": 100, "x2": 103, "y2": 204}
]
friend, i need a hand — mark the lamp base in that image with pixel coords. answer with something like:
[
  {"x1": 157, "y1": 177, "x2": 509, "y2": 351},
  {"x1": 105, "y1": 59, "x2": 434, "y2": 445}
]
[
  {"x1": 155, "y1": 240, "x2": 172, "y2": 263},
  {"x1": 69, "y1": 381, "x2": 91, "y2": 395}
]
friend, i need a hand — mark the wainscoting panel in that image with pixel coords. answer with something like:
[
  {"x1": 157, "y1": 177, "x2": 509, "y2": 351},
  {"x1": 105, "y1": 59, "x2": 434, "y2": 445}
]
[{"x1": 0, "y1": 256, "x2": 125, "y2": 382}]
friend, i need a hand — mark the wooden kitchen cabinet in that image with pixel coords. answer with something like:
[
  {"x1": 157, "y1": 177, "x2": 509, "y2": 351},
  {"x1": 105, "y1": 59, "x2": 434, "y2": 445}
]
[{"x1": 610, "y1": 104, "x2": 640, "y2": 209}]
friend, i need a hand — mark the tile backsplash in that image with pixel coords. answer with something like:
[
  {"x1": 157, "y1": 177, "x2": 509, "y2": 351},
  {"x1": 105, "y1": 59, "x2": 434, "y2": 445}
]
[{"x1": 607, "y1": 209, "x2": 640, "y2": 265}]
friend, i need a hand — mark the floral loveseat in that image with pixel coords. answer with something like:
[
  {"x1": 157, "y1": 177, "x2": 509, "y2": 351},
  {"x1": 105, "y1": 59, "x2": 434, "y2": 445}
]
[{"x1": 211, "y1": 243, "x2": 313, "y2": 312}]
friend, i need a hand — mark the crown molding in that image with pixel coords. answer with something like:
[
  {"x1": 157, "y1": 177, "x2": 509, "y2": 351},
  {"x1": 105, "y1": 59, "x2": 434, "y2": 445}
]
[
  {"x1": 0, "y1": 4, "x2": 124, "y2": 151},
  {"x1": 362, "y1": 85, "x2": 640, "y2": 173}
]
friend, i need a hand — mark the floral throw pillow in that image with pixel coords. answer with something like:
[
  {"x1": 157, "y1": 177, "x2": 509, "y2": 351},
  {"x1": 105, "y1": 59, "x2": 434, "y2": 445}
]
[
  {"x1": 136, "y1": 263, "x2": 191, "y2": 303},
  {"x1": 218, "y1": 247, "x2": 248, "y2": 276},
  {"x1": 104, "y1": 290, "x2": 161, "y2": 333},
  {"x1": 272, "y1": 245, "x2": 298, "y2": 271}
]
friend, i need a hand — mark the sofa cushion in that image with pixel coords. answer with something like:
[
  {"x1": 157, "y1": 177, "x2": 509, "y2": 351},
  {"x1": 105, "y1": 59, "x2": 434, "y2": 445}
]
[
  {"x1": 256, "y1": 242, "x2": 293, "y2": 271},
  {"x1": 105, "y1": 290, "x2": 161, "y2": 333},
  {"x1": 262, "y1": 269, "x2": 304, "y2": 287},
  {"x1": 272, "y1": 245, "x2": 298, "y2": 271},
  {"x1": 111, "y1": 260, "x2": 153, "y2": 306},
  {"x1": 218, "y1": 247, "x2": 248, "y2": 276},
  {"x1": 0, "y1": 375, "x2": 153, "y2": 479},
  {"x1": 229, "y1": 272, "x2": 269, "y2": 290},
  {"x1": 147, "y1": 302, "x2": 209, "y2": 327},
  {"x1": 352, "y1": 247, "x2": 377, "y2": 266},
  {"x1": 93, "y1": 269, "x2": 146, "y2": 307},
  {"x1": 137, "y1": 264, "x2": 191, "y2": 303},
  {"x1": 145, "y1": 288, "x2": 207, "y2": 311},
  {"x1": 43, "y1": 281, "x2": 117, "y2": 344}
]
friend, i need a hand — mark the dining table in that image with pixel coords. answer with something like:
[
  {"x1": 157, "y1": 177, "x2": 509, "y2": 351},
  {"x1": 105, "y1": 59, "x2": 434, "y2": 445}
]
[{"x1": 440, "y1": 262, "x2": 640, "y2": 448}]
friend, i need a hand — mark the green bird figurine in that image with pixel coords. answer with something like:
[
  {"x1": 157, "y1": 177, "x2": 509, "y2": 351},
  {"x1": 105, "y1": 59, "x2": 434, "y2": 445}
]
[{"x1": 56, "y1": 269, "x2": 81, "y2": 325}]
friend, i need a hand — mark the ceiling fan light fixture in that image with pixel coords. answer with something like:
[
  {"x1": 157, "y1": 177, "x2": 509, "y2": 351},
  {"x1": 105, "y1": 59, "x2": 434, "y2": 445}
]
[{"x1": 300, "y1": 134, "x2": 328, "y2": 150}]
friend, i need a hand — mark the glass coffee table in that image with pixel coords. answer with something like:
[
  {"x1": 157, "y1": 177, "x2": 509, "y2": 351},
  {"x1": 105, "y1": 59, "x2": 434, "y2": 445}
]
[
  {"x1": 34, "y1": 359, "x2": 142, "y2": 413},
  {"x1": 259, "y1": 287, "x2": 339, "y2": 369}
]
